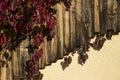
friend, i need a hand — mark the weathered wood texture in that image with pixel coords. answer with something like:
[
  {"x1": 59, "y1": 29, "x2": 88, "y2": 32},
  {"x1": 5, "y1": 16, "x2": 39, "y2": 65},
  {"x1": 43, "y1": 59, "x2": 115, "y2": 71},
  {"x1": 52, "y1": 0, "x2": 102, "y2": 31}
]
[
  {"x1": 99, "y1": 0, "x2": 107, "y2": 35},
  {"x1": 106, "y1": 0, "x2": 119, "y2": 33},
  {"x1": 0, "y1": 0, "x2": 120, "y2": 80}
]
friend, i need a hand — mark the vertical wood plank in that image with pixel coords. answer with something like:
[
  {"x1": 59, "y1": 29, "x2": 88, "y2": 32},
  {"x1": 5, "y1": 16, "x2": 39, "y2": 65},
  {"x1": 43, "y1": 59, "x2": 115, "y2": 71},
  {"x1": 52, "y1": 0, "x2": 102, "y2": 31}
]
[
  {"x1": 94, "y1": 0, "x2": 100, "y2": 32},
  {"x1": 0, "y1": 51, "x2": 6, "y2": 80},
  {"x1": 1, "y1": 67, "x2": 6, "y2": 80},
  {"x1": 56, "y1": 3, "x2": 64, "y2": 58},
  {"x1": 40, "y1": 39, "x2": 48, "y2": 67},
  {"x1": 112, "y1": 0, "x2": 119, "y2": 34},
  {"x1": 12, "y1": 50, "x2": 20, "y2": 80},
  {"x1": 69, "y1": 0, "x2": 76, "y2": 51},
  {"x1": 106, "y1": 0, "x2": 114, "y2": 30},
  {"x1": 50, "y1": 6, "x2": 58, "y2": 62},
  {"x1": 19, "y1": 43, "x2": 24, "y2": 79},
  {"x1": 81, "y1": 0, "x2": 94, "y2": 37},
  {"x1": 6, "y1": 50, "x2": 13, "y2": 80},
  {"x1": 39, "y1": 42, "x2": 46, "y2": 69},
  {"x1": 99, "y1": 0, "x2": 107, "y2": 35},
  {"x1": 19, "y1": 39, "x2": 29, "y2": 79},
  {"x1": 80, "y1": 0, "x2": 89, "y2": 42},
  {"x1": 50, "y1": 36, "x2": 57, "y2": 62},
  {"x1": 6, "y1": 61, "x2": 12, "y2": 80},
  {"x1": 44, "y1": 40, "x2": 50, "y2": 66},
  {"x1": 63, "y1": 10, "x2": 70, "y2": 55},
  {"x1": 46, "y1": 41, "x2": 52, "y2": 65},
  {"x1": 75, "y1": 0, "x2": 81, "y2": 47},
  {"x1": 79, "y1": 24, "x2": 89, "y2": 43},
  {"x1": 88, "y1": 0, "x2": 94, "y2": 37}
]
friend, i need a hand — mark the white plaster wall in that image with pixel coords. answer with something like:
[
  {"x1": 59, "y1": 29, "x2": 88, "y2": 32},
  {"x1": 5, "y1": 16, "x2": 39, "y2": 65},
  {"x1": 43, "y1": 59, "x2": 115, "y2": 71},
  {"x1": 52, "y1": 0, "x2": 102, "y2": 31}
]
[{"x1": 41, "y1": 34, "x2": 120, "y2": 80}]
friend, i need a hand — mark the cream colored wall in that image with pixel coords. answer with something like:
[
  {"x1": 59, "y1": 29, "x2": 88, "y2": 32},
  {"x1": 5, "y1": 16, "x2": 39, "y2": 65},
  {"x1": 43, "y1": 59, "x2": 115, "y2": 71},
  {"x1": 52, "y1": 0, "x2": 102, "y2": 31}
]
[{"x1": 40, "y1": 34, "x2": 120, "y2": 80}]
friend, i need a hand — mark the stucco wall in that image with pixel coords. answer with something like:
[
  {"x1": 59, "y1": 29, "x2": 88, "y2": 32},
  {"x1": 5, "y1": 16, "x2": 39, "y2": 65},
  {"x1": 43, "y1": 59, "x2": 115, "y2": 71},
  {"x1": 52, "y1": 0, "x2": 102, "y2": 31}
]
[{"x1": 41, "y1": 34, "x2": 120, "y2": 80}]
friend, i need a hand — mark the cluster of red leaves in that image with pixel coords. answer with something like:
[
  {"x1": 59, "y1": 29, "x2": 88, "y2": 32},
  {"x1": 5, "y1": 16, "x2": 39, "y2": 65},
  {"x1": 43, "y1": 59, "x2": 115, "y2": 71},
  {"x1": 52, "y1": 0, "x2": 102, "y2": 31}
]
[
  {"x1": 0, "y1": 0, "x2": 72, "y2": 79},
  {"x1": 0, "y1": 0, "x2": 72, "y2": 49},
  {"x1": 33, "y1": 34, "x2": 44, "y2": 48},
  {"x1": 32, "y1": 49, "x2": 43, "y2": 62},
  {"x1": 25, "y1": 49, "x2": 43, "y2": 78},
  {"x1": 0, "y1": 0, "x2": 55, "y2": 50}
]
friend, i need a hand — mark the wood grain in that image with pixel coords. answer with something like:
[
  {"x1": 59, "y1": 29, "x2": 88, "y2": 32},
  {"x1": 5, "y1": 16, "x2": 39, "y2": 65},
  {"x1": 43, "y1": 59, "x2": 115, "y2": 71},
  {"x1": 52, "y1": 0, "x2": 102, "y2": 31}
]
[
  {"x1": 99, "y1": 0, "x2": 107, "y2": 35},
  {"x1": 94, "y1": 0, "x2": 100, "y2": 32}
]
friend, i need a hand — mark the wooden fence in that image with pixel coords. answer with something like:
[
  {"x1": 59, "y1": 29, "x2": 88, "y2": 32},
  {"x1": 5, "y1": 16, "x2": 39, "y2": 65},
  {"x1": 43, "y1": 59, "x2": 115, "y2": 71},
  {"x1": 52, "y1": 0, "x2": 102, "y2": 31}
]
[{"x1": 0, "y1": 0, "x2": 120, "y2": 80}]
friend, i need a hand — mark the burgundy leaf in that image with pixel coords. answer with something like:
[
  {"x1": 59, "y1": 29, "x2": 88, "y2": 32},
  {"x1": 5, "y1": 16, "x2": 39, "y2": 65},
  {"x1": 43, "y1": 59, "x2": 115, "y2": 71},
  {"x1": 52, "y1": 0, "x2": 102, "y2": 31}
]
[
  {"x1": 37, "y1": 48, "x2": 43, "y2": 58},
  {"x1": 48, "y1": 15, "x2": 56, "y2": 30},
  {"x1": 32, "y1": 54, "x2": 39, "y2": 62}
]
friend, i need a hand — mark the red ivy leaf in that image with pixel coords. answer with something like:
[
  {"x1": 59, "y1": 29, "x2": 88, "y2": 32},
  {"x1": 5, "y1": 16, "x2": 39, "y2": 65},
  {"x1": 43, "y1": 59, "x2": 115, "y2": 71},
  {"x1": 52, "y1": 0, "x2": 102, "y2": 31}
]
[{"x1": 48, "y1": 15, "x2": 56, "y2": 30}]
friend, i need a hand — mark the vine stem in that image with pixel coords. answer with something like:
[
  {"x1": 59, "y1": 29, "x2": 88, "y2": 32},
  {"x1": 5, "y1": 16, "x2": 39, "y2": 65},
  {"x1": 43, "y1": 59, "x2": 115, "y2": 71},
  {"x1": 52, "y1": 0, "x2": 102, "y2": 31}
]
[{"x1": 1, "y1": 26, "x2": 39, "y2": 51}]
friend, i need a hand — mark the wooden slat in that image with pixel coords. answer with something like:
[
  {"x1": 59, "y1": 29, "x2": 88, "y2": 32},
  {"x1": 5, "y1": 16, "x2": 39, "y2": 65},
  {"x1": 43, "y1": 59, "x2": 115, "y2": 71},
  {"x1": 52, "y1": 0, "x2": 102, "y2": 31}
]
[
  {"x1": 44, "y1": 41, "x2": 51, "y2": 66},
  {"x1": 50, "y1": 36, "x2": 57, "y2": 62},
  {"x1": 47, "y1": 41, "x2": 52, "y2": 65},
  {"x1": 112, "y1": 0, "x2": 119, "y2": 34},
  {"x1": 12, "y1": 50, "x2": 20, "y2": 80},
  {"x1": 1, "y1": 67, "x2": 6, "y2": 80},
  {"x1": 94, "y1": 0, "x2": 100, "y2": 32},
  {"x1": 87, "y1": 0, "x2": 94, "y2": 37},
  {"x1": 49, "y1": 5, "x2": 58, "y2": 62},
  {"x1": 0, "y1": 51, "x2": 13, "y2": 80},
  {"x1": 6, "y1": 50, "x2": 13, "y2": 80},
  {"x1": 50, "y1": 6, "x2": 58, "y2": 62},
  {"x1": 80, "y1": 24, "x2": 89, "y2": 43},
  {"x1": 56, "y1": 3, "x2": 64, "y2": 58},
  {"x1": 75, "y1": 0, "x2": 81, "y2": 47},
  {"x1": 19, "y1": 43, "x2": 24, "y2": 79},
  {"x1": 63, "y1": 10, "x2": 70, "y2": 55},
  {"x1": 69, "y1": 0, "x2": 76, "y2": 51},
  {"x1": 99, "y1": 0, "x2": 107, "y2": 35},
  {"x1": 81, "y1": 0, "x2": 94, "y2": 37},
  {"x1": 6, "y1": 60, "x2": 12, "y2": 80},
  {"x1": 0, "y1": 51, "x2": 7, "y2": 80},
  {"x1": 19, "y1": 39, "x2": 30, "y2": 79},
  {"x1": 39, "y1": 42, "x2": 46, "y2": 69},
  {"x1": 106, "y1": 0, "x2": 114, "y2": 30},
  {"x1": 80, "y1": 0, "x2": 89, "y2": 42},
  {"x1": 106, "y1": 0, "x2": 119, "y2": 33}
]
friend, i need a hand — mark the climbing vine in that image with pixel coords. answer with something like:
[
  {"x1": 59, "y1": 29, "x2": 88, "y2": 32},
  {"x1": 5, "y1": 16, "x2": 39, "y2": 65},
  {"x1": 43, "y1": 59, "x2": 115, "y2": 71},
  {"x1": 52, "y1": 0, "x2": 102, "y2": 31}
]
[
  {"x1": 0, "y1": 0, "x2": 113, "y2": 79},
  {"x1": 0, "y1": 0, "x2": 71, "y2": 79}
]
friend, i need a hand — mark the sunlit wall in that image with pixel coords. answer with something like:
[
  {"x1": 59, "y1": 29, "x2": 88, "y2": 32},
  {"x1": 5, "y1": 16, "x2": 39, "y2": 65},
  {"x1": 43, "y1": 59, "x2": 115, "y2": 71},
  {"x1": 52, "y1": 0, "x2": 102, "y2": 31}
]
[{"x1": 41, "y1": 34, "x2": 120, "y2": 80}]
